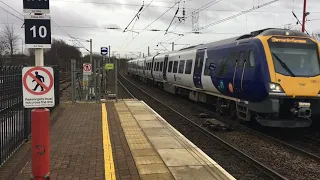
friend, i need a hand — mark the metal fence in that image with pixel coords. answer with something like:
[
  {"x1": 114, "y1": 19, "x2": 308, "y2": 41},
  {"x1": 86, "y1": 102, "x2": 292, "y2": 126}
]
[{"x1": 0, "y1": 66, "x2": 60, "y2": 167}]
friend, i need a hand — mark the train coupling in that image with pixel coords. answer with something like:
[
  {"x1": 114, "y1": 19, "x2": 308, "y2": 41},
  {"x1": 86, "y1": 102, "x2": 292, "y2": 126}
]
[{"x1": 290, "y1": 102, "x2": 311, "y2": 118}]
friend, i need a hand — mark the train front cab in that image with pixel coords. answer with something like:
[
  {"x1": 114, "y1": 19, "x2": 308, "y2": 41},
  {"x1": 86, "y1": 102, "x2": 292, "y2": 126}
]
[{"x1": 247, "y1": 34, "x2": 320, "y2": 128}]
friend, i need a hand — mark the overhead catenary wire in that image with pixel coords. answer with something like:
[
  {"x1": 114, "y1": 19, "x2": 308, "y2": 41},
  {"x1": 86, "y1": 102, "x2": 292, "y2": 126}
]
[
  {"x1": 122, "y1": 0, "x2": 182, "y2": 50},
  {"x1": 184, "y1": 0, "x2": 223, "y2": 20},
  {"x1": 307, "y1": 17, "x2": 320, "y2": 22},
  {"x1": 172, "y1": 0, "x2": 279, "y2": 48},
  {"x1": 165, "y1": 6, "x2": 180, "y2": 35},
  {"x1": 197, "y1": 0, "x2": 279, "y2": 31},
  {"x1": 156, "y1": 0, "x2": 223, "y2": 48},
  {"x1": 292, "y1": 11, "x2": 310, "y2": 35},
  {"x1": 121, "y1": 0, "x2": 154, "y2": 48},
  {"x1": 0, "y1": 3, "x2": 23, "y2": 21},
  {"x1": 150, "y1": 0, "x2": 223, "y2": 51},
  {"x1": 52, "y1": 0, "x2": 315, "y2": 13},
  {"x1": 123, "y1": 2, "x2": 144, "y2": 32},
  {"x1": 0, "y1": 1, "x2": 23, "y2": 20}
]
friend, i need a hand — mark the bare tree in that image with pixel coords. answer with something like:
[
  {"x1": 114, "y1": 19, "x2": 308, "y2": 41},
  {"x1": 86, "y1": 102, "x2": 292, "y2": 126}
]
[
  {"x1": 0, "y1": 36, "x2": 5, "y2": 65},
  {"x1": 27, "y1": 48, "x2": 35, "y2": 56},
  {"x1": 1, "y1": 24, "x2": 19, "y2": 61}
]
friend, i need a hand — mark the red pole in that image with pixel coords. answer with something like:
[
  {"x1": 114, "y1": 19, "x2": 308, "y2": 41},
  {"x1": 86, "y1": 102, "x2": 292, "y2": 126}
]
[
  {"x1": 31, "y1": 108, "x2": 50, "y2": 180},
  {"x1": 302, "y1": 0, "x2": 307, "y2": 32}
]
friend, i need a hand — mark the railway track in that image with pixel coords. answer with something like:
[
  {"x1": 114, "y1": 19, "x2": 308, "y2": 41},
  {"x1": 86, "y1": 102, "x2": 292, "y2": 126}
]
[
  {"x1": 119, "y1": 74, "x2": 287, "y2": 180},
  {"x1": 59, "y1": 81, "x2": 71, "y2": 92},
  {"x1": 304, "y1": 135, "x2": 320, "y2": 144}
]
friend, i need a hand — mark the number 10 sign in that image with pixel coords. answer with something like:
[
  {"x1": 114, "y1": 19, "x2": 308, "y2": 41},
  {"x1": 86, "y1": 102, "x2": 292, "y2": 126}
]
[{"x1": 24, "y1": 15, "x2": 51, "y2": 48}]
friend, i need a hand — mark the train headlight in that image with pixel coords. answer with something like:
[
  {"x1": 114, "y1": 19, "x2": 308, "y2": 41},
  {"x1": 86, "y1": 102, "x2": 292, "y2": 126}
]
[{"x1": 269, "y1": 82, "x2": 284, "y2": 93}]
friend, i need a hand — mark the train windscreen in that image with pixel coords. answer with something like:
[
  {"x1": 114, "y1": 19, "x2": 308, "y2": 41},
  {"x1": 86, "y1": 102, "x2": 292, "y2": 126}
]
[{"x1": 268, "y1": 37, "x2": 320, "y2": 77}]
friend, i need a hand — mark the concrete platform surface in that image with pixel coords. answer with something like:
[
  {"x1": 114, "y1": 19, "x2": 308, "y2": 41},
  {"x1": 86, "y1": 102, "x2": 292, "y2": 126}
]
[{"x1": 110, "y1": 99, "x2": 235, "y2": 180}]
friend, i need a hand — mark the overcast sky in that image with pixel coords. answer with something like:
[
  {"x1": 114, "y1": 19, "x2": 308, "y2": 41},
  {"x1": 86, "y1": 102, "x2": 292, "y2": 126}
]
[{"x1": 0, "y1": 0, "x2": 319, "y2": 58}]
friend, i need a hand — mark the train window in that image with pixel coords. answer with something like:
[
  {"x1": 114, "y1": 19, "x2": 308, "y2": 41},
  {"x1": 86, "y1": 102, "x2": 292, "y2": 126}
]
[
  {"x1": 216, "y1": 57, "x2": 228, "y2": 77},
  {"x1": 204, "y1": 58, "x2": 211, "y2": 76},
  {"x1": 160, "y1": 62, "x2": 163, "y2": 71},
  {"x1": 173, "y1": 61, "x2": 178, "y2": 73},
  {"x1": 154, "y1": 62, "x2": 156, "y2": 71},
  {"x1": 179, "y1": 60, "x2": 185, "y2": 74},
  {"x1": 168, "y1": 61, "x2": 173, "y2": 72},
  {"x1": 238, "y1": 51, "x2": 245, "y2": 67},
  {"x1": 249, "y1": 51, "x2": 255, "y2": 67},
  {"x1": 185, "y1": 60, "x2": 193, "y2": 74},
  {"x1": 156, "y1": 62, "x2": 160, "y2": 71}
]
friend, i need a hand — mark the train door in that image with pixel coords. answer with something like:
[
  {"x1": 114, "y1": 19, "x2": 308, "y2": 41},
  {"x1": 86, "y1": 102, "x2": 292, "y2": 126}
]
[
  {"x1": 233, "y1": 51, "x2": 246, "y2": 98},
  {"x1": 193, "y1": 48, "x2": 206, "y2": 89},
  {"x1": 151, "y1": 56, "x2": 155, "y2": 80},
  {"x1": 143, "y1": 58, "x2": 146, "y2": 76},
  {"x1": 163, "y1": 55, "x2": 169, "y2": 80}
]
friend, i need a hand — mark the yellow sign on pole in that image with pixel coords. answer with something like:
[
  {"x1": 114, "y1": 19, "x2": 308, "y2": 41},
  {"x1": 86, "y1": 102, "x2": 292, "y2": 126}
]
[
  {"x1": 105, "y1": 63, "x2": 114, "y2": 70},
  {"x1": 83, "y1": 80, "x2": 88, "y2": 87}
]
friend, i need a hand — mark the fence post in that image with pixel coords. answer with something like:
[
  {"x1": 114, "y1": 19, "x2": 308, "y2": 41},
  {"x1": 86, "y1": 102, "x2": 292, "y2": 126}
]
[
  {"x1": 71, "y1": 59, "x2": 76, "y2": 103},
  {"x1": 55, "y1": 68, "x2": 60, "y2": 108},
  {"x1": 96, "y1": 59, "x2": 101, "y2": 103}
]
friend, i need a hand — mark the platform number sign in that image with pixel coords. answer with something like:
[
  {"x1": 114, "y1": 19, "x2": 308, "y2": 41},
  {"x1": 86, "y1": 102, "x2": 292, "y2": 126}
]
[
  {"x1": 24, "y1": 15, "x2": 51, "y2": 48},
  {"x1": 101, "y1": 47, "x2": 108, "y2": 56},
  {"x1": 23, "y1": 0, "x2": 50, "y2": 14}
]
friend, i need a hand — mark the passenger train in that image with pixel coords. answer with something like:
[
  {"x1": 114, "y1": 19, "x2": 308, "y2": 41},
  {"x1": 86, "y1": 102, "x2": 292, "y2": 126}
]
[{"x1": 127, "y1": 28, "x2": 320, "y2": 128}]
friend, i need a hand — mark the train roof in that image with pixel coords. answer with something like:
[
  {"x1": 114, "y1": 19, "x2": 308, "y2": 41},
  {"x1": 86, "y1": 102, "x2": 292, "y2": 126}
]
[
  {"x1": 128, "y1": 28, "x2": 310, "y2": 62},
  {"x1": 178, "y1": 28, "x2": 310, "y2": 51}
]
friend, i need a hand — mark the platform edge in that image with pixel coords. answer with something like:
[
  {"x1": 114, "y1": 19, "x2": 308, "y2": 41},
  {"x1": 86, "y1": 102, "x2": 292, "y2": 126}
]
[{"x1": 140, "y1": 100, "x2": 236, "y2": 180}]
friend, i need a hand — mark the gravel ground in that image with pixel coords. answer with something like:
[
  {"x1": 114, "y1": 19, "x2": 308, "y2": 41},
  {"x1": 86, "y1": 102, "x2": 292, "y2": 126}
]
[
  {"x1": 123, "y1": 75, "x2": 320, "y2": 180},
  {"x1": 117, "y1": 80, "x2": 134, "y2": 99},
  {"x1": 60, "y1": 82, "x2": 72, "y2": 102}
]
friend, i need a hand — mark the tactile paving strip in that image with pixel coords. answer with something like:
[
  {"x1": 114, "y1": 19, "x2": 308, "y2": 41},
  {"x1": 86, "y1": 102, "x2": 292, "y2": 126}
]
[{"x1": 115, "y1": 102, "x2": 175, "y2": 179}]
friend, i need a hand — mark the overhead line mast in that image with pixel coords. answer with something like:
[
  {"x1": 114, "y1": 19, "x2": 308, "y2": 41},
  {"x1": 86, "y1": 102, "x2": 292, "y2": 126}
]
[
  {"x1": 123, "y1": 1, "x2": 144, "y2": 32},
  {"x1": 302, "y1": 0, "x2": 307, "y2": 32}
]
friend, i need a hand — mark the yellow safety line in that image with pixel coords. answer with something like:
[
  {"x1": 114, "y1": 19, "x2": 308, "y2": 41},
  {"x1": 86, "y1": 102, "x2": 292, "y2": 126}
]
[{"x1": 102, "y1": 104, "x2": 116, "y2": 180}]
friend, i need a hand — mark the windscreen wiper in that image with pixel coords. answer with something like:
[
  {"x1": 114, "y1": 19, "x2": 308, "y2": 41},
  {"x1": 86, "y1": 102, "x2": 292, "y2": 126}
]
[{"x1": 271, "y1": 52, "x2": 296, "y2": 77}]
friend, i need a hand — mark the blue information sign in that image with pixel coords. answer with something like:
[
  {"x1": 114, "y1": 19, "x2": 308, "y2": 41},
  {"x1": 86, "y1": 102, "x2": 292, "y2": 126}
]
[{"x1": 101, "y1": 47, "x2": 108, "y2": 56}]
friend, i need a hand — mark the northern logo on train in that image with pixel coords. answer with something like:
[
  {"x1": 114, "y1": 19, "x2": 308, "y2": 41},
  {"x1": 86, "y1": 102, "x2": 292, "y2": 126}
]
[
  {"x1": 228, "y1": 83, "x2": 234, "y2": 93},
  {"x1": 219, "y1": 80, "x2": 224, "y2": 91}
]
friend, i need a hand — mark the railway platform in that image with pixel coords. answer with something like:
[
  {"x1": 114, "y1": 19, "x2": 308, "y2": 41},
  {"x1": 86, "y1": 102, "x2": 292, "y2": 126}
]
[{"x1": 0, "y1": 99, "x2": 235, "y2": 180}]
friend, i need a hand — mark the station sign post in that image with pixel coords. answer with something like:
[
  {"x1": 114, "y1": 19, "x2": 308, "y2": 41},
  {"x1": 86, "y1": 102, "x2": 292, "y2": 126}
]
[
  {"x1": 22, "y1": 0, "x2": 52, "y2": 179},
  {"x1": 101, "y1": 47, "x2": 108, "y2": 95}
]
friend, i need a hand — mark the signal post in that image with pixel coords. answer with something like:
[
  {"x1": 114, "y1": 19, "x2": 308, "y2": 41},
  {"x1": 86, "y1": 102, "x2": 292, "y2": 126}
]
[{"x1": 23, "y1": 0, "x2": 53, "y2": 179}]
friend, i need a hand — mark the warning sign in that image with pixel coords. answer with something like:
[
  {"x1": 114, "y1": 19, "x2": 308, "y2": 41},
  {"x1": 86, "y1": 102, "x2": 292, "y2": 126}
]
[
  {"x1": 83, "y1": 63, "x2": 92, "y2": 75},
  {"x1": 22, "y1": 67, "x2": 55, "y2": 108}
]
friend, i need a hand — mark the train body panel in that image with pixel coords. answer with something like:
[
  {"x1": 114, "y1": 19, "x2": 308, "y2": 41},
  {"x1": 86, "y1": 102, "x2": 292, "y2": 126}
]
[
  {"x1": 127, "y1": 28, "x2": 320, "y2": 128},
  {"x1": 166, "y1": 50, "x2": 198, "y2": 89}
]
